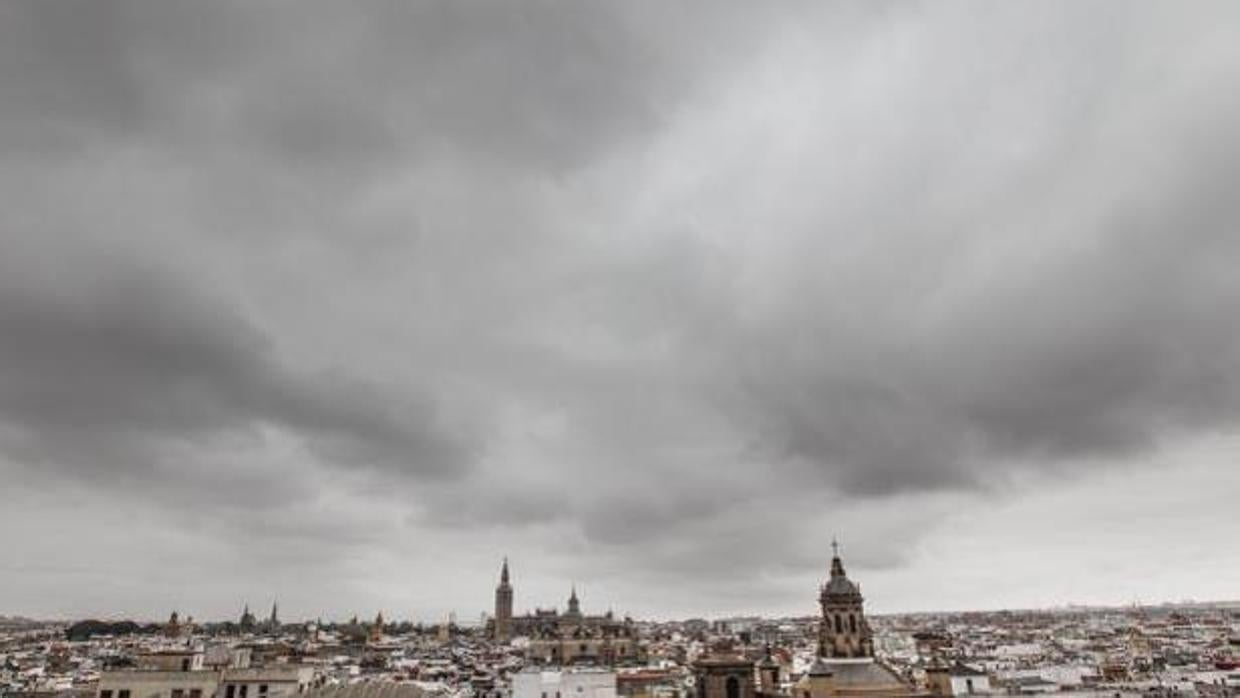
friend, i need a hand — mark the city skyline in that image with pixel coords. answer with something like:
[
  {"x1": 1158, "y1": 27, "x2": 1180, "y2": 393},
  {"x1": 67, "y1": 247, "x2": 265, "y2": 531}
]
[
  {"x1": 6, "y1": 544, "x2": 1239, "y2": 625},
  {"x1": 3, "y1": 2, "x2": 1240, "y2": 623}
]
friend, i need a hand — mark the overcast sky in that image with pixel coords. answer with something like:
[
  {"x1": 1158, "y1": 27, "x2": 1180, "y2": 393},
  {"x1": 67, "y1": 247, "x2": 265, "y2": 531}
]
[{"x1": 3, "y1": 1, "x2": 1240, "y2": 624}]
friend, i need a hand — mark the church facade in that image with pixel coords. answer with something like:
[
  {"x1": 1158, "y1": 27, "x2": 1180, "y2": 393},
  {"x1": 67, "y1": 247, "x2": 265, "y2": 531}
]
[
  {"x1": 694, "y1": 542, "x2": 925, "y2": 698},
  {"x1": 817, "y1": 541, "x2": 876, "y2": 660},
  {"x1": 490, "y1": 559, "x2": 642, "y2": 666}
]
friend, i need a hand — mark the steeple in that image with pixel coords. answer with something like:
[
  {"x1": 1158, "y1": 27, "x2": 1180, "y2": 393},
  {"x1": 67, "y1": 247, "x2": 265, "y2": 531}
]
[
  {"x1": 567, "y1": 584, "x2": 581, "y2": 616},
  {"x1": 818, "y1": 538, "x2": 872, "y2": 659},
  {"x1": 239, "y1": 603, "x2": 256, "y2": 630},
  {"x1": 269, "y1": 600, "x2": 279, "y2": 627},
  {"x1": 830, "y1": 538, "x2": 847, "y2": 580},
  {"x1": 370, "y1": 611, "x2": 385, "y2": 644},
  {"x1": 493, "y1": 557, "x2": 514, "y2": 642}
]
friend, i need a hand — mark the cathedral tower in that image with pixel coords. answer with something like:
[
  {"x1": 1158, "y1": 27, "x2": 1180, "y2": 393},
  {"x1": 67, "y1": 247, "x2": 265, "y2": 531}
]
[
  {"x1": 494, "y1": 557, "x2": 513, "y2": 642},
  {"x1": 818, "y1": 540, "x2": 874, "y2": 658}
]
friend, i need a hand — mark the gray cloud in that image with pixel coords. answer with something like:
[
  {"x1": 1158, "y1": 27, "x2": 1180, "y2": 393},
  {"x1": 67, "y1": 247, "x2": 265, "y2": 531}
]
[
  {"x1": 0, "y1": 244, "x2": 469, "y2": 485},
  {"x1": 2, "y1": 1, "x2": 1240, "y2": 619}
]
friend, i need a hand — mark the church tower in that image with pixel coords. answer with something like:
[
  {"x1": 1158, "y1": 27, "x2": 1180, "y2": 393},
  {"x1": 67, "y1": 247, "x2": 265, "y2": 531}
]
[
  {"x1": 818, "y1": 540, "x2": 874, "y2": 658},
  {"x1": 494, "y1": 557, "x2": 513, "y2": 642},
  {"x1": 566, "y1": 584, "x2": 581, "y2": 618}
]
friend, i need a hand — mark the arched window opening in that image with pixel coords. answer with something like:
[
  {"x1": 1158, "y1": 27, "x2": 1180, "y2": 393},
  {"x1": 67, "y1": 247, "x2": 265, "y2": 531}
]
[{"x1": 726, "y1": 676, "x2": 740, "y2": 698}]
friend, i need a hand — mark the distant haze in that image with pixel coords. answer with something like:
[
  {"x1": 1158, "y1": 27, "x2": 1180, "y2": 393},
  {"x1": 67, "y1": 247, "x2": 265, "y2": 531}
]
[{"x1": 2, "y1": 1, "x2": 1239, "y2": 623}]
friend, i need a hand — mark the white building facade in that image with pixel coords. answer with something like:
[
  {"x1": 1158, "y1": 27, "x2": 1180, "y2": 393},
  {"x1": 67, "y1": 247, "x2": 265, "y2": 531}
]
[{"x1": 512, "y1": 670, "x2": 616, "y2": 698}]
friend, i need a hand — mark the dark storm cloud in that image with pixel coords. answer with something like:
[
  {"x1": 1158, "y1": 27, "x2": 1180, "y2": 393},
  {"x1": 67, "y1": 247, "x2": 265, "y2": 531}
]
[
  {"x1": 0, "y1": 1, "x2": 786, "y2": 173},
  {"x1": 0, "y1": 246, "x2": 468, "y2": 483},
  {"x1": 716, "y1": 75, "x2": 1240, "y2": 497},
  {"x1": 3, "y1": 0, "x2": 1240, "y2": 617}
]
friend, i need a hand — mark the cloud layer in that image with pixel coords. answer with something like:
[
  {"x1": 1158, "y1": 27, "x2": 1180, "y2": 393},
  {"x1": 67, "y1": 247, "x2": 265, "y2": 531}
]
[{"x1": 2, "y1": 1, "x2": 1240, "y2": 620}]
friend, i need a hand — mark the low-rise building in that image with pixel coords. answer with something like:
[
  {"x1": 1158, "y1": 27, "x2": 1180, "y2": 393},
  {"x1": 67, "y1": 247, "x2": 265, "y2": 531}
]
[{"x1": 512, "y1": 669, "x2": 617, "y2": 698}]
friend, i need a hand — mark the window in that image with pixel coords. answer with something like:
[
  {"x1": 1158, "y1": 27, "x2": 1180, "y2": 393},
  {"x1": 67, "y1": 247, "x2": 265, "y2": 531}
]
[
  {"x1": 849, "y1": 615, "x2": 856, "y2": 633},
  {"x1": 241, "y1": 686, "x2": 249, "y2": 698},
  {"x1": 119, "y1": 690, "x2": 131, "y2": 698},
  {"x1": 191, "y1": 690, "x2": 203, "y2": 698},
  {"x1": 226, "y1": 687, "x2": 236, "y2": 698},
  {"x1": 172, "y1": 690, "x2": 185, "y2": 698},
  {"x1": 834, "y1": 615, "x2": 842, "y2": 633},
  {"x1": 182, "y1": 659, "x2": 191, "y2": 672},
  {"x1": 259, "y1": 686, "x2": 268, "y2": 697},
  {"x1": 726, "y1": 676, "x2": 740, "y2": 698},
  {"x1": 966, "y1": 680, "x2": 974, "y2": 694},
  {"x1": 101, "y1": 691, "x2": 113, "y2": 698}
]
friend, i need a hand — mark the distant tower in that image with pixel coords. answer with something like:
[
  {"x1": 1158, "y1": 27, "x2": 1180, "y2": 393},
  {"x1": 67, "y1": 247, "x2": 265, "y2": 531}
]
[
  {"x1": 566, "y1": 584, "x2": 581, "y2": 617},
  {"x1": 818, "y1": 539, "x2": 874, "y2": 658},
  {"x1": 268, "y1": 600, "x2": 279, "y2": 629},
  {"x1": 370, "y1": 611, "x2": 385, "y2": 644},
  {"x1": 494, "y1": 557, "x2": 513, "y2": 642},
  {"x1": 693, "y1": 641, "x2": 757, "y2": 698},
  {"x1": 164, "y1": 611, "x2": 182, "y2": 638},
  {"x1": 239, "y1": 604, "x2": 256, "y2": 631},
  {"x1": 758, "y1": 644, "x2": 780, "y2": 695}
]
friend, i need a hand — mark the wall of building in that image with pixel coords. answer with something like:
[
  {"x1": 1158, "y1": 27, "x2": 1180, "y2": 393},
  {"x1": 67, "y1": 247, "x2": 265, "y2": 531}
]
[
  {"x1": 135, "y1": 654, "x2": 205, "y2": 673},
  {"x1": 948, "y1": 676, "x2": 991, "y2": 695},
  {"x1": 526, "y1": 638, "x2": 642, "y2": 666},
  {"x1": 97, "y1": 670, "x2": 220, "y2": 698},
  {"x1": 218, "y1": 666, "x2": 316, "y2": 698},
  {"x1": 512, "y1": 671, "x2": 617, "y2": 698},
  {"x1": 98, "y1": 665, "x2": 315, "y2": 698}
]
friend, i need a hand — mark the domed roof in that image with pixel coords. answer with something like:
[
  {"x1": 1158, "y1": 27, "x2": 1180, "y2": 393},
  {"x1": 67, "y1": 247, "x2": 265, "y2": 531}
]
[
  {"x1": 823, "y1": 571, "x2": 860, "y2": 596},
  {"x1": 820, "y1": 551, "x2": 862, "y2": 599}
]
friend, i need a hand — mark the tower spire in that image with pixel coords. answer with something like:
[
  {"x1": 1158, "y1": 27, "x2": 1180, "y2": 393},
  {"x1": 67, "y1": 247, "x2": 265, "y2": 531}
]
[
  {"x1": 818, "y1": 536, "x2": 870, "y2": 659},
  {"x1": 494, "y1": 556, "x2": 514, "y2": 642},
  {"x1": 830, "y1": 538, "x2": 846, "y2": 578}
]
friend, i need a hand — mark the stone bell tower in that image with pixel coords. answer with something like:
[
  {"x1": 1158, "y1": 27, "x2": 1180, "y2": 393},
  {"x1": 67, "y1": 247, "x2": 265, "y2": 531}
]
[
  {"x1": 494, "y1": 557, "x2": 513, "y2": 642},
  {"x1": 818, "y1": 539, "x2": 874, "y2": 658}
]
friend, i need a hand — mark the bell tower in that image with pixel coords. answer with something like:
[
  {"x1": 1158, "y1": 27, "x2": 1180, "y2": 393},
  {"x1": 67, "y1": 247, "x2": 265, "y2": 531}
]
[
  {"x1": 818, "y1": 539, "x2": 874, "y2": 658},
  {"x1": 494, "y1": 557, "x2": 513, "y2": 642}
]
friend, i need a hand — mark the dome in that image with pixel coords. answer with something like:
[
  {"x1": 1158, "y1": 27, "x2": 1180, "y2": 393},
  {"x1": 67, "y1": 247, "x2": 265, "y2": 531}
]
[
  {"x1": 823, "y1": 574, "x2": 860, "y2": 597},
  {"x1": 820, "y1": 552, "x2": 862, "y2": 599}
]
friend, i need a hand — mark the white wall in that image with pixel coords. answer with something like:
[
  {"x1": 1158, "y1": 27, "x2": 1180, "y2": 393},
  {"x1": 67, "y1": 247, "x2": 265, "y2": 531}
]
[
  {"x1": 949, "y1": 675, "x2": 992, "y2": 695},
  {"x1": 512, "y1": 671, "x2": 616, "y2": 698}
]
